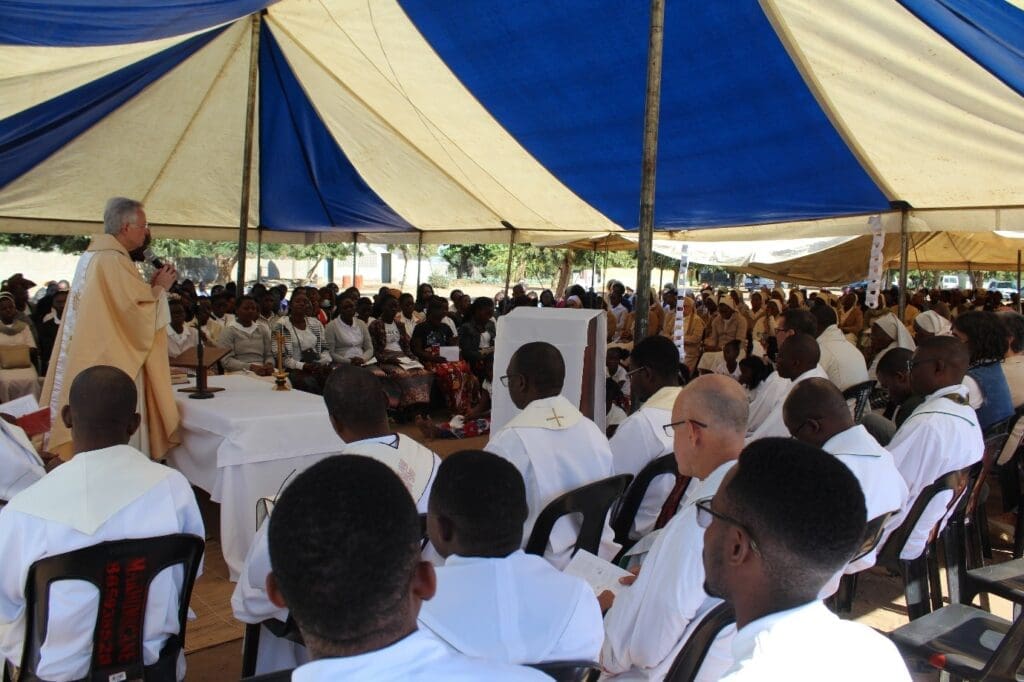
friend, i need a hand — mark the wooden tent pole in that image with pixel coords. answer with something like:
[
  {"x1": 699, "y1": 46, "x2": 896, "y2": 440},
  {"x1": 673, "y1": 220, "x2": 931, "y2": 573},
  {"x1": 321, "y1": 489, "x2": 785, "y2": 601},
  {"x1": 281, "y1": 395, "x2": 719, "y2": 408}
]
[
  {"x1": 503, "y1": 229, "x2": 516, "y2": 301},
  {"x1": 235, "y1": 12, "x2": 261, "y2": 291},
  {"x1": 897, "y1": 205, "x2": 910, "y2": 321},
  {"x1": 416, "y1": 232, "x2": 424, "y2": 288}
]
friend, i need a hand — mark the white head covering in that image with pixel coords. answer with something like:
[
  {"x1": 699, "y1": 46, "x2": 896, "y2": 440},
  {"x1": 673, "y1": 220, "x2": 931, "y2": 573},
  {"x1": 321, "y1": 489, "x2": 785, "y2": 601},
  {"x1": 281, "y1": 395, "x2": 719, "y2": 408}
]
[
  {"x1": 914, "y1": 310, "x2": 953, "y2": 336},
  {"x1": 873, "y1": 312, "x2": 916, "y2": 350}
]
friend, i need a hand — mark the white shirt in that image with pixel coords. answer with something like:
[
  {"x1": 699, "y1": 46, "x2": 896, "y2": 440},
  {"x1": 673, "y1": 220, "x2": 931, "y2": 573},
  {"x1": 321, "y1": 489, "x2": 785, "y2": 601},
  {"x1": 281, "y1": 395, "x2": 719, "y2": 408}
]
[
  {"x1": 746, "y1": 365, "x2": 830, "y2": 443},
  {"x1": 418, "y1": 551, "x2": 602, "y2": 665},
  {"x1": 0, "y1": 420, "x2": 44, "y2": 502},
  {"x1": 721, "y1": 601, "x2": 909, "y2": 681},
  {"x1": 486, "y1": 395, "x2": 619, "y2": 569},
  {"x1": 886, "y1": 384, "x2": 984, "y2": 560},
  {"x1": 711, "y1": 360, "x2": 742, "y2": 381},
  {"x1": 384, "y1": 322, "x2": 403, "y2": 353},
  {"x1": 745, "y1": 372, "x2": 791, "y2": 437},
  {"x1": 609, "y1": 387, "x2": 680, "y2": 539},
  {"x1": 292, "y1": 630, "x2": 547, "y2": 681},
  {"x1": 816, "y1": 325, "x2": 869, "y2": 391},
  {"x1": 610, "y1": 304, "x2": 629, "y2": 340},
  {"x1": 165, "y1": 324, "x2": 197, "y2": 358},
  {"x1": 601, "y1": 461, "x2": 737, "y2": 681},
  {"x1": 0, "y1": 446, "x2": 204, "y2": 681}
]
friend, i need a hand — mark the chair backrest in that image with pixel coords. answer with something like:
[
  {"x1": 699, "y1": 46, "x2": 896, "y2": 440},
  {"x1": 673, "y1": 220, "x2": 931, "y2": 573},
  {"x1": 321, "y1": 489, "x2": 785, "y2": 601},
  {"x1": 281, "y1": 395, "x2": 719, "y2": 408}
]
[
  {"x1": 966, "y1": 417, "x2": 1013, "y2": 517},
  {"x1": 526, "y1": 660, "x2": 600, "y2": 681},
  {"x1": 996, "y1": 412, "x2": 1024, "y2": 466},
  {"x1": 525, "y1": 474, "x2": 633, "y2": 557},
  {"x1": 611, "y1": 454, "x2": 680, "y2": 545},
  {"x1": 842, "y1": 380, "x2": 876, "y2": 423},
  {"x1": 241, "y1": 669, "x2": 294, "y2": 682},
  {"x1": 852, "y1": 511, "x2": 896, "y2": 562},
  {"x1": 19, "y1": 533, "x2": 205, "y2": 682},
  {"x1": 979, "y1": 607, "x2": 1024, "y2": 680},
  {"x1": 877, "y1": 465, "x2": 973, "y2": 567},
  {"x1": 664, "y1": 602, "x2": 736, "y2": 682}
]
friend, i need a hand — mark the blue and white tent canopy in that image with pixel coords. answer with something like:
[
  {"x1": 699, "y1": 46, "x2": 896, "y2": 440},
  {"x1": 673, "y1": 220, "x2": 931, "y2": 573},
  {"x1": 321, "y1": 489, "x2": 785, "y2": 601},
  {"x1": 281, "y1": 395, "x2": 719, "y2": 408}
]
[{"x1": 1, "y1": 0, "x2": 1022, "y2": 244}]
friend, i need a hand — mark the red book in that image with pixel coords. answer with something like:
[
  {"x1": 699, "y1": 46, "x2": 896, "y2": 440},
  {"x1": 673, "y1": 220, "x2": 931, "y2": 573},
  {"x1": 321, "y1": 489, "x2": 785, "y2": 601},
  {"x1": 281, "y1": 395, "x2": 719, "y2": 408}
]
[{"x1": 16, "y1": 407, "x2": 51, "y2": 438}]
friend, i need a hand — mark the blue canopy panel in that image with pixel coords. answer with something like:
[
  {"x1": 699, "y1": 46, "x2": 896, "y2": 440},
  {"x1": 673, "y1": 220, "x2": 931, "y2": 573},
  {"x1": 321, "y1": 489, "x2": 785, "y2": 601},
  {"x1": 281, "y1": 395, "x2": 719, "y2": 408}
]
[
  {"x1": 258, "y1": 24, "x2": 412, "y2": 233},
  {"x1": 897, "y1": 0, "x2": 1024, "y2": 98},
  {"x1": 398, "y1": 0, "x2": 890, "y2": 230},
  {"x1": 0, "y1": 0, "x2": 271, "y2": 47},
  {"x1": 0, "y1": 27, "x2": 225, "y2": 191}
]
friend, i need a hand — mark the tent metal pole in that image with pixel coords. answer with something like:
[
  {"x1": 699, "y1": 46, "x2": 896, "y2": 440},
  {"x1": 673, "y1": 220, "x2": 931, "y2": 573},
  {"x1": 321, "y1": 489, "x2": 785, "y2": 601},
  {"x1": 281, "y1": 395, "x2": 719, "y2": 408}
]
[
  {"x1": 1018, "y1": 250, "x2": 1021, "y2": 314},
  {"x1": 352, "y1": 233, "x2": 358, "y2": 282},
  {"x1": 603, "y1": 249, "x2": 609, "y2": 290},
  {"x1": 255, "y1": 226, "x2": 263, "y2": 284},
  {"x1": 235, "y1": 12, "x2": 261, "y2": 292},
  {"x1": 416, "y1": 232, "x2": 423, "y2": 288},
  {"x1": 591, "y1": 243, "x2": 597, "y2": 290},
  {"x1": 634, "y1": 0, "x2": 666, "y2": 341},
  {"x1": 897, "y1": 205, "x2": 910, "y2": 322},
  {"x1": 503, "y1": 230, "x2": 516, "y2": 300}
]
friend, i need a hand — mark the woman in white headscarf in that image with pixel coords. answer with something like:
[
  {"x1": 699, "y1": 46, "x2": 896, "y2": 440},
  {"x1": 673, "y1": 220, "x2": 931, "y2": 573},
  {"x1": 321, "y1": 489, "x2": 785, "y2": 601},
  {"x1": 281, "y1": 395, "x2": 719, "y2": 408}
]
[
  {"x1": 913, "y1": 310, "x2": 953, "y2": 340},
  {"x1": 867, "y1": 312, "x2": 916, "y2": 379}
]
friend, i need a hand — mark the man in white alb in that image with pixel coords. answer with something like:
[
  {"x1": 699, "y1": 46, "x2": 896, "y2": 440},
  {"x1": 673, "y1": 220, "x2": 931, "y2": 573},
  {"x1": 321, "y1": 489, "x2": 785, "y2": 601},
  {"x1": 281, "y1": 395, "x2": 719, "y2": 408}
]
[
  {"x1": 746, "y1": 334, "x2": 828, "y2": 442},
  {"x1": 486, "y1": 342, "x2": 618, "y2": 568},
  {"x1": 419, "y1": 451, "x2": 603, "y2": 665},
  {"x1": 810, "y1": 304, "x2": 869, "y2": 392},
  {"x1": 0, "y1": 366, "x2": 203, "y2": 681},
  {"x1": 601, "y1": 375, "x2": 747, "y2": 680},
  {"x1": 609, "y1": 336, "x2": 682, "y2": 539}
]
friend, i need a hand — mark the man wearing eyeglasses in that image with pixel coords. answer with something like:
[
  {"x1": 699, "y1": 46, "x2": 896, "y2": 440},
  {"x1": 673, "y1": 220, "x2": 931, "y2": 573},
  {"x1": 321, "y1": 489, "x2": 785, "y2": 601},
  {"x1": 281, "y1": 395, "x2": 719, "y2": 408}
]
[
  {"x1": 41, "y1": 197, "x2": 180, "y2": 460},
  {"x1": 701, "y1": 438, "x2": 909, "y2": 681},
  {"x1": 601, "y1": 375, "x2": 747, "y2": 681},
  {"x1": 884, "y1": 336, "x2": 984, "y2": 561}
]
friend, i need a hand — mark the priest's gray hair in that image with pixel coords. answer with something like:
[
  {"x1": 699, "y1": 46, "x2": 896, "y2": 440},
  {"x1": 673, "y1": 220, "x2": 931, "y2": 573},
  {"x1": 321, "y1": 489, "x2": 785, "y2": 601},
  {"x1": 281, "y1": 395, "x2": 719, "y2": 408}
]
[{"x1": 103, "y1": 197, "x2": 144, "y2": 235}]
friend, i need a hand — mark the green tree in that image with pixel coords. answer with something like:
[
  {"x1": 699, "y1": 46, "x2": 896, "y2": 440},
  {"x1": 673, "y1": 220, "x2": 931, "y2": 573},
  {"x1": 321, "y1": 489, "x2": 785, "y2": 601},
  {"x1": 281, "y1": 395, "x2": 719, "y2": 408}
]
[
  {"x1": 0, "y1": 234, "x2": 90, "y2": 254},
  {"x1": 441, "y1": 244, "x2": 500, "y2": 278}
]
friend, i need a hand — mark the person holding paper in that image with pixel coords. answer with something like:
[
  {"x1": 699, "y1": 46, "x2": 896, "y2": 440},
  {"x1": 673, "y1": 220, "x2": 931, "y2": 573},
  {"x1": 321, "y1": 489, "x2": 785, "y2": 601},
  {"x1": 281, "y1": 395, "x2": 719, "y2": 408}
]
[
  {"x1": 609, "y1": 336, "x2": 682, "y2": 539},
  {"x1": 418, "y1": 450, "x2": 603, "y2": 665},
  {"x1": 41, "y1": 197, "x2": 180, "y2": 460},
  {"x1": 369, "y1": 295, "x2": 434, "y2": 410},
  {"x1": 218, "y1": 295, "x2": 274, "y2": 375},
  {"x1": 486, "y1": 342, "x2": 619, "y2": 569},
  {"x1": 324, "y1": 297, "x2": 374, "y2": 365},
  {"x1": 0, "y1": 417, "x2": 47, "y2": 503},
  {"x1": 0, "y1": 366, "x2": 204, "y2": 680},
  {"x1": 601, "y1": 374, "x2": 747, "y2": 681},
  {"x1": 411, "y1": 297, "x2": 474, "y2": 414}
]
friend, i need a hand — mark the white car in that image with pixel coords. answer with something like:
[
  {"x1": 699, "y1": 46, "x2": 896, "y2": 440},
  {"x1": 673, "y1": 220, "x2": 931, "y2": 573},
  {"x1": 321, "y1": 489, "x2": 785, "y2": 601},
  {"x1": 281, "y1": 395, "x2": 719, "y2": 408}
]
[
  {"x1": 940, "y1": 275, "x2": 960, "y2": 290},
  {"x1": 986, "y1": 280, "x2": 1018, "y2": 300}
]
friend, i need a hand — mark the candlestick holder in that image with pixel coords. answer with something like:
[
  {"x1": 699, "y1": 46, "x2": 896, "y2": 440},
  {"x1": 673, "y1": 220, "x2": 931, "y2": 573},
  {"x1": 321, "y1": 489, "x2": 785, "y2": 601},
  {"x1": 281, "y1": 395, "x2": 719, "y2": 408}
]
[{"x1": 272, "y1": 369, "x2": 290, "y2": 391}]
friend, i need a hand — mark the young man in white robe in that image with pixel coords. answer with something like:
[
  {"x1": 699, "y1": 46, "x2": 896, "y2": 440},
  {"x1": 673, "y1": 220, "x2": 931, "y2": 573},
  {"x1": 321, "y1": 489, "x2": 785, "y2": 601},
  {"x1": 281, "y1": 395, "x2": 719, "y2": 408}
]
[
  {"x1": 232, "y1": 365, "x2": 440, "y2": 674},
  {"x1": 0, "y1": 417, "x2": 47, "y2": 502},
  {"x1": 783, "y1": 378, "x2": 910, "y2": 593},
  {"x1": 810, "y1": 304, "x2": 869, "y2": 392},
  {"x1": 264, "y1": 455, "x2": 546, "y2": 681},
  {"x1": 702, "y1": 438, "x2": 910, "y2": 681},
  {"x1": 885, "y1": 336, "x2": 985, "y2": 560},
  {"x1": 0, "y1": 366, "x2": 204, "y2": 681},
  {"x1": 419, "y1": 450, "x2": 603, "y2": 665},
  {"x1": 609, "y1": 336, "x2": 682, "y2": 539},
  {"x1": 600, "y1": 375, "x2": 747, "y2": 681},
  {"x1": 486, "y1": 342, "x2": 618, "y2": 569},
  {"x1": 746, "y1": 334, "x2": 829, "y2": 443}
]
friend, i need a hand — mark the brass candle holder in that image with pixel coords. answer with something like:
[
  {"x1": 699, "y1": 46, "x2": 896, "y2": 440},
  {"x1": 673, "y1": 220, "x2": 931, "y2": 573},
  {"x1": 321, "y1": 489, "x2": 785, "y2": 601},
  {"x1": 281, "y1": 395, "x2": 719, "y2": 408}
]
[{"x1": 273, "y1": 330, "x2": 290, "y2": 391}]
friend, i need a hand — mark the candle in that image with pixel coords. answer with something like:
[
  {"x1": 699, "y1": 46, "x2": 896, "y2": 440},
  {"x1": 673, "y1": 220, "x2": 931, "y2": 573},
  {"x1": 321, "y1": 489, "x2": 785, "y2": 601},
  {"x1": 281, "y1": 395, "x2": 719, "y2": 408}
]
[{"x1": 276, "y1": 331, "x2": 284, "y2": 371}]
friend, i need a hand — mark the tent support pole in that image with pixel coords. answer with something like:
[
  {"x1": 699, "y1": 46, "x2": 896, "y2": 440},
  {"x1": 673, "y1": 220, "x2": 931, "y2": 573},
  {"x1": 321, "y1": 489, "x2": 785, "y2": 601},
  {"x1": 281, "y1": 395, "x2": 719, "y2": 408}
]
[
  {"x1": 1018, "y1": 250, "x2": 1022, "y2": 314},
  {"x1": 591, "y1": 243, "x2": 597, "y2": 290},
  {"x1": 503, "y1": 230, "x2": 516, "y2": 300},
  {"x1": 416, "y1": 232, "x2": 423, "y2": 288},
  {"x1": 896, "y1": 204, "x2": 911, "y2": 322},
  {"x1": 634, "y1": 0, "x2": 666, "y2": 341},
  {"x1": 235, "y1": 12, "x2": 261, "y2": 291},
  {"x1": 255, "y1": 226, "x2": 263, "y2": 284},
  {"x1": 352, "y1": 233, "x2": 358, "y2": 283},
  {"x1": 603, "y1": 249, "x2": 609, "y2": 291}
]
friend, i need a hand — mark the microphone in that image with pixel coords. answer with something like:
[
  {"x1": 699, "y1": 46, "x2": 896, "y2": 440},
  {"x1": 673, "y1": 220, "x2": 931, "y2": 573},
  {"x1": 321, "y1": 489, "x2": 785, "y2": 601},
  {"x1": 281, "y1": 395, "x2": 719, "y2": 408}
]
[{"x1": 143, "y1": 248, "x2": 165, "y2": 270}]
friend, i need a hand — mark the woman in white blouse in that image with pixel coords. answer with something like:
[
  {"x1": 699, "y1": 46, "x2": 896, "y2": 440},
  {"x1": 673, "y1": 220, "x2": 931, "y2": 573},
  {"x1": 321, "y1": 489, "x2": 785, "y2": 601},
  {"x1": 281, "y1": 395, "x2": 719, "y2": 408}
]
[{"x1": 325, "y1": 297, "x2": 374, "y2": 365}]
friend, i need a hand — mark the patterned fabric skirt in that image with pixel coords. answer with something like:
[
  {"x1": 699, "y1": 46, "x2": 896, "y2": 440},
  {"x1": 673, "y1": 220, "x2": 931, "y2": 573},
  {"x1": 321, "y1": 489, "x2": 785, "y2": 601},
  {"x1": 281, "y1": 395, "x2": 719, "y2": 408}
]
[
  {"x1": 375, "y1": 364, "x2": 434, "y2": 409},
  {"x1": 433, "y1": 360, "x2": 475, "y2": 414}
]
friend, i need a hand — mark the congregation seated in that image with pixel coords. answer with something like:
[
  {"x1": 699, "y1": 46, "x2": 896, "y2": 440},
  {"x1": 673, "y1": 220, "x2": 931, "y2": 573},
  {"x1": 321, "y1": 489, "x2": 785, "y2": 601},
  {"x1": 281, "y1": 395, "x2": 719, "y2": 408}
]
[
  {"x1": 741, "y1": 355, "x2": 790, "y2": 438},
  {"x1": 218, "y1": 295, "x2": 274, "y2": 375},
  {"x1": 867, "y1": 312, "x2": 915, "y2": 380},
  {"x1": 0, "y1": 291, "x2": 40, "y2": 402},
  {"x1": 264, "y1": 455, "x2": 546, "y2": 680},
  {"x1": 810, "y1": 303, "x2": 868, "y2": 391},
  {"x1": 609, "y1": 336, "x2": 682, "y2": 539},
  {"x1": 912, "y1": 309, "x2": 951, "y2": 339},
  {"x1": 419, "y1": 450, "x2": 603, "y2": 664},
  {"x1": 369, "y1": 295, "x2": 435, "y2": 410},
  {"x1": 601, "y1": 375, "x2": 747, "y2": 680},
  {"x1": 701, "y1": 438, "x2": 910, "y2": 680},
  {"x1": 951, "y1": 311, "x2": 1015, "y2": 430},
  {"x1": 876, "y1": 348, "x2": 924, "y2": 429},
  {"x1": 324, "y1": 296, "x2": 373, "y2": 365},
  {"x1": 0, "y1": 366, "x2": 204, "y2": 680},
  {"x1": 165, "y1": 299, "x2": 198, "y2": 359},
  {"x1": 746, "y1": 333, "x2": 827, "y2": 442},
  {"x1": 486, "y1": 342, "x2": 619, "y2": 568},
  {"x1": 273, "y1": 290, "x2": 331, "y2": 394},
  {"x1": 998, "y1": 310, "x2": 1024, "y2": 408},
  {"x1": 458, "y1": 297, "x2": 496, "y2": 384}
]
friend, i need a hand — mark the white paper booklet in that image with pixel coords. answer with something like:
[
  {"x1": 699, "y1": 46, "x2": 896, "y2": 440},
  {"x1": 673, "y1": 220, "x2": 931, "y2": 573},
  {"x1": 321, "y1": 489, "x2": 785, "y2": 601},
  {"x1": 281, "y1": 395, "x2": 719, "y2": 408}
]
[
  {"x1": 563, "y1": 549, "x2": 633, "y2": 597},
  {"x1": 0, "y1": 394, "x2": 39, "y2": 418}
]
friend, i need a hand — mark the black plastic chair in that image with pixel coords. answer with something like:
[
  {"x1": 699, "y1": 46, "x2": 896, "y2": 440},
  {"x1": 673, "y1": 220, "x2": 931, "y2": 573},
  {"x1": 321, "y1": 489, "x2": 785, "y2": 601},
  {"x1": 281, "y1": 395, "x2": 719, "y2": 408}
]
[
  {"x1": 526, "y1": 660, "x2": 599, "y2": 681},
  {"x1": 15, "y1": 533, "x2": 204, "y2": 682},
  {"x1": 877, "y1": 465, "x2": 974, "y2": 621},
  {"x1": 240, "y1": 616, "x2": 306, "y2": 679},
  {"x1": 830, "y1": 511, "x2": 895, "y2": 613},
  {"x1": 611, "y1": 454, "x2": 680, "y2": 548},
  {"x1": 241, "y1": 668, "x2": 293, "y2": 682},
  {"x1": 525, "y1": 474, "x2": 633, "y2": 558},
  {"x1": 664, "y1": 602, "x2": 736, "y2": 682},
  {"x1": 889, "y1": 603, "x2": 1024, "y2": 681},
  {"x1": 842, "y1": 379, "x2": 876, "y2": 423}
]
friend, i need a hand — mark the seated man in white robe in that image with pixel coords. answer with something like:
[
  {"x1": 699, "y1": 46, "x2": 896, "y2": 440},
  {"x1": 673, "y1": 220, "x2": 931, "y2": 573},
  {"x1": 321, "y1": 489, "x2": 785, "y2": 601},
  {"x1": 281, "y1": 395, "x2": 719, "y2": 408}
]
[
  {"x1": 609, "y1": 336, "x2": 682, "y2": 539},
  {"x1": 0, "y1": 366, "x2": 203, "y2": 681},
  {"x1": 486, "y1": 342, "x2": 618, "y2": 569},
  {"x1": 265, "y1": 455, "x2": 546, "y2": 681},
  {"x1": 601, "y1": 375, "x2": 746, "y2": 681},
  {"x1": 0, "y1": 418, "x2": 47, "y2": 503},
  {"x1": 810, "y1": 304, "x2": 869, "y2": 392},
  {"x1": 232, "y1": 365, "x2": 439, "y2": 675},
  {"x1": 782, "y1": 379, "x2": 909, "y2": 593},
  {"x1": 885, "y1": 336, "x2": 984, "y2": 560},
  {"x1": 746, "y1": 334, "x2": 829, "y2": 442},
  {"x1": 703, "y1": 439, "x2": 910, "y2": 681},
  {"x1": 419, "y1": 450, "x2": 603, "y2": 665}
]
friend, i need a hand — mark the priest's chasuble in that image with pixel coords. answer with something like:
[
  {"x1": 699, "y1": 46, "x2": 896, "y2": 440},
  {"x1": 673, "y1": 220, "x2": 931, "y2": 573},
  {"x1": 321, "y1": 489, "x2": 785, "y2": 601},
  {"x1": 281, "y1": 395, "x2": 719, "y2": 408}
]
[{"x1": 41, "y1": 234, "x2": 178, "y2": 459}]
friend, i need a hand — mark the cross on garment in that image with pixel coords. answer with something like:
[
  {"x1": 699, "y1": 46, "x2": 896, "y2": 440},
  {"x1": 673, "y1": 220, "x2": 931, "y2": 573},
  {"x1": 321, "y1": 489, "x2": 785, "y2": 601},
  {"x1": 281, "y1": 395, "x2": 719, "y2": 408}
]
[{"x1": 547, "y1": 408, "x2": 565, "y2": 427}]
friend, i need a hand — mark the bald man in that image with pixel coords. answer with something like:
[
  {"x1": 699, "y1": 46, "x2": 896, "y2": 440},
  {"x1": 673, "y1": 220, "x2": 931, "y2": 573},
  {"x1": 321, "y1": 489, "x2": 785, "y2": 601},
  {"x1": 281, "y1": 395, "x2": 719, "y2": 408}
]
[
  {"x1": 885, "y1": 336, "x2": 984, "y2": 560},
  {"x1": 486, "y1": 342, "x2": 618, "y2": 569},
  {"x1": 0, "y1": 366, "x2": 203, "y2": 680},
  {"x1": 783, "y1": 379, "x2": 909, "y2": 590},
  {"x1": 746, "y1": 334, "x2": 829, "y2": 442},
  {"x1": 601, "y1": 375, "x2": 747, "y2": 681}
]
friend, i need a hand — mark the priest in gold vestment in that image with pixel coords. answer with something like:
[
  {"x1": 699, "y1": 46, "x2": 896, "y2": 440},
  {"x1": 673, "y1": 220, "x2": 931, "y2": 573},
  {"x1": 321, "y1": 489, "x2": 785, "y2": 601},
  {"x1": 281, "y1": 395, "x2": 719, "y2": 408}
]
[{"x1": 41, "y1": 198, "x2": 180, "y2": 459}]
